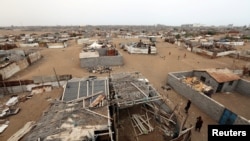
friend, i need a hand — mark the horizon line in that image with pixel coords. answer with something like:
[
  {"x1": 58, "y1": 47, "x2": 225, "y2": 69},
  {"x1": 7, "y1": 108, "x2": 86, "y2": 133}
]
[{"x1": 0, "y1": 24, "x2": 248, "y2": 28}]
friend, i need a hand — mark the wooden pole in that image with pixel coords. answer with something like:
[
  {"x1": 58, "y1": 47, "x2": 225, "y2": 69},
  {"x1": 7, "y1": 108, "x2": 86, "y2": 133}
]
[
  {"x1": 2, "y1": 71, "x2": 8, "y2": 94},
  {"x1": 53, "y1": 68, "x2": 61, "y2": 87},
  {"x1": 77, "y1": 81, "x2": 80, "y2": 99},
  {"x1": 84, "y1": 108, "x2": 112, "y2": 120},
  {"x1": 179, "y1": 114, "x2": 188, "y2": 137},
  {"x1": 130, "y1": 82, "x2": 148, "y2": 98},
  {"x1": 66, "y1": 91, "x2": 103, "y2": 103},
  {"x1": 169, "y1": 104, "x2": 179, "y2": 120},
  {"x1": 18, "y1": 76, "x2": 25, "y2": 93},
  {"x1": 127, "y1": 109, "x2": 139, "y2": 141},
  {"x1": 87, "y1": 80, "x2": 89, "y2": 96},
  {"x1": 92, "y1": 80, "x2": 94, "y2": 95}
]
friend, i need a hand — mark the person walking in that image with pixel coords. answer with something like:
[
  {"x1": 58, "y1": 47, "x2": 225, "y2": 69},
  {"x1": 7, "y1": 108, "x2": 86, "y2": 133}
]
[
  {"x1": 184, "y1": 99, "x2": 191, "y2": 113},
  {"x1": 195, "y1": 116, "x2": 203, "y2": 132}
]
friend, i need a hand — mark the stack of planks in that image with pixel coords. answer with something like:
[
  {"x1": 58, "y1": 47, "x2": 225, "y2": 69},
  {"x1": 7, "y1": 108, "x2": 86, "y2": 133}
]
[{"x1": 131, "y1": 114, "x2": 154, "y2": 136}]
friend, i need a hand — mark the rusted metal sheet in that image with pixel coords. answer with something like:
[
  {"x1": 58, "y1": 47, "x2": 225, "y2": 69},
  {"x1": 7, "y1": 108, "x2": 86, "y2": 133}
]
[
  {"x1": 207, "y1": 70, "x2": 240, "y2": 83},
  {"x1": 0, "y1": 44, "x2": 18, "y2": 50},
  {"x1": 0, "y1": 80, "x2": 34, "y2": 87},
  {"x1": 194, "y1": 68, "x2": 240, "y2": 83},
  {"x1": 32, "y1": 74, "x2": 72, "y2": 83},
  {"x1": 58, "y1": 74, "x2": 72, "y2": 81}
]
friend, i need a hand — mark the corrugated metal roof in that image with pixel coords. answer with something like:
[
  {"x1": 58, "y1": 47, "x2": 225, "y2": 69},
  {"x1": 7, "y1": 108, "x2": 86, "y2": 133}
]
[
  {"x1": 62, "y1": 77, "x2": 108, "y2": 102},
  {"x1": 194, "y1": 68, "x2": 240, "y2": 83}
]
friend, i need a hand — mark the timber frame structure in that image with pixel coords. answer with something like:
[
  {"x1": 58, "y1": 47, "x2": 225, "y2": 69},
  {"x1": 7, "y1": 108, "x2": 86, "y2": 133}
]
[
  {"x1": 109, "y1": 72, "x2": 162, "y2": 109},
  {"x1": 19, "y1": 72, "x2": 191, "y2": 141}
]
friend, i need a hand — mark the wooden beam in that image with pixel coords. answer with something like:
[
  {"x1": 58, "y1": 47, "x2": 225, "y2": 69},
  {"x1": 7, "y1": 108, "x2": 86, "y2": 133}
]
[
  {"x1": 127, "y1": 109, "x2": 139, "y2": 141},
  {"x1": 142, "y1": 107, "x2": 176, "y2": 125},
  {"x1": 178, "y1": 114, "x2": 188, "y2": 137},
  {"x1": 87, "y1": 80, "x2": 89, "y2": 96},
  {"x1": 53, "y1": 68, "x2": 61, "y2": 87},
  {"x1": 169, "y1": 104, "x2": 179, "y2": 120},
  {"x1": 77, "y1": 81, "x2": 81, "y2": 99},
  {"x1": 66, "y1": 91, "x2": 103, "y2": 103},
  {"x1": 82, "y1": 98, "x2": 85, "y2": 108},
  {"x1": 7, "y1": 121, "x2": 36, "y2": 141},
  {"x1": 84, "y1": 108, "x2": 112, "y2": 120},
  {"x1": 130, "y1": 82, "x2": 148, "y2": 98},
  {"x1": 89, "y1": 94, "x2": 105, "y2": 107}
]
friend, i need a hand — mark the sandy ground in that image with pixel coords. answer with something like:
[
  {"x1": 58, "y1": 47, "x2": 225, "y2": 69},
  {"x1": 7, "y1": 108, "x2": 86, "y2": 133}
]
[
  {"x1": 1, "y1": 35, "x2": 250, "y2": 141},
  {"x1": 0, "y1": 88, "x2": 63, "y2": 141}
]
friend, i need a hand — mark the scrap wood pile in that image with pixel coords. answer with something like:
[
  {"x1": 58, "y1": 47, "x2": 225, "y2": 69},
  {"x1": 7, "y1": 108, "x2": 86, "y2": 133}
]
[
  {"x1": 0, "y1": 96, "x2": 23, "y2": 135},
  {"x1": 89, "y1": 93, "x2": 106, "y2": 108},
  {"x1": 142, "y1": 102, "x2": 177, "y2": 137},
  {"x1": 182, "y1": 77, "x2": 212, "y2": 93},
  {"x1": 66, "y1": 91, "x2": 107, "y2": 109},
  {"x1": 126, "y1": 102, "x2": 181, "y2": 141},
  {"x1": 7, "y1": 121, "x2": 36, "y2": 141},
  {"x1": 131, "y1": 113, "x2": 154, "y2": 136},
  {"x1": 87, "y1": 66, "x2": 112, "y2": 74},
  {"x1": 0, "y1": 96, "x2": 21, "y2": 119}
]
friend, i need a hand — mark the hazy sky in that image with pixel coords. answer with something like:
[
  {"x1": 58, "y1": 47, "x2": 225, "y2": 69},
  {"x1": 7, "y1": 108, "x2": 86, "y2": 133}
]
[{"x1": 0, "y1": 0, "x2": 249, "y2": 26}]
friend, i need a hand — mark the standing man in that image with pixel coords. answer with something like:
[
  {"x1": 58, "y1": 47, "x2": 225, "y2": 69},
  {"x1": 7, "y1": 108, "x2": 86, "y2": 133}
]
[
  {"x1": 184, "y1": 99, "x2": 191, "y2": 113},
  {"x1": 195, "y1": 116, "x2": 203, "y2": 132}
]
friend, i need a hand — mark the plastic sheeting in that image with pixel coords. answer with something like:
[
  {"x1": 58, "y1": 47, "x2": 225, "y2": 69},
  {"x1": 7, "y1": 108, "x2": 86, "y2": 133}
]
[
  {"x1": 0, "y1": 124, "x2": 8, "y2": 134},
  {"x1": 6, "y1": 97, "x2": 18, "y2": 106}
]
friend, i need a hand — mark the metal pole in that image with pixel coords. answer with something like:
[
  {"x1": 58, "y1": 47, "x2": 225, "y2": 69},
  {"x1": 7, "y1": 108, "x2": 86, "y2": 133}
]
[{"x1": 87, "y1": 80, "x2": 89, "y2": 96}]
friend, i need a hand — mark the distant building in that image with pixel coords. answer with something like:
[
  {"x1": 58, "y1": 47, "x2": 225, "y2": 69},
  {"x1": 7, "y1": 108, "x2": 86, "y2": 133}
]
[
  {"x1": 181, "y1": 23, "x2": 204, "y2": 28},
  {"x1": 181, "y1": 24, "x2": 193, "y2": 28},
  {"x1": 228, "y1": 24, "x2": 234, "y2": 28},
  {"x1": 79, "y1": 48, "x2": 124, "y2": 68}
]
